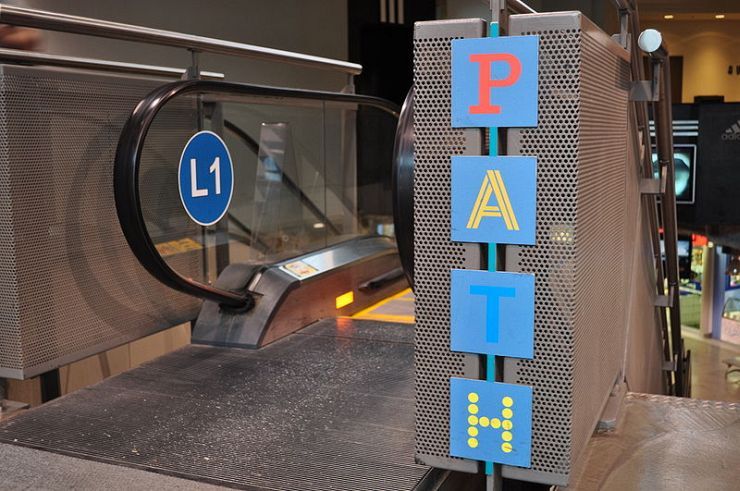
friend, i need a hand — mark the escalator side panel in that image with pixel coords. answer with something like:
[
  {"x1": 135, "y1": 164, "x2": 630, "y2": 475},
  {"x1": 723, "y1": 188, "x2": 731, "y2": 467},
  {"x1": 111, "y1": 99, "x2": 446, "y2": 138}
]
[{"x1": 192, "y1": 237, "x2": 407, "y2": 348}]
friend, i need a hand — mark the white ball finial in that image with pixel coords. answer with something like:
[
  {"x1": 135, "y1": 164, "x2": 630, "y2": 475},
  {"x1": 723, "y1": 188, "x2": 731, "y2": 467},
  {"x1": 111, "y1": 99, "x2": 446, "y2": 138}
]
[{"x1": 638, "y1": 29, "x2": 663, "y2": 53}]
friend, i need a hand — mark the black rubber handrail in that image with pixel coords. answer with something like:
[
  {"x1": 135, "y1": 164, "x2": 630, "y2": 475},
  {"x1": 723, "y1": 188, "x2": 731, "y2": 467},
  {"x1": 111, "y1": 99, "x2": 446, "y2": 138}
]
[
  {"x1": 392, "y1": 88, "x2": 414, "y2": 289},
  {"x1": 114, "y1": 79, "x2": 399, "y2": 308}
]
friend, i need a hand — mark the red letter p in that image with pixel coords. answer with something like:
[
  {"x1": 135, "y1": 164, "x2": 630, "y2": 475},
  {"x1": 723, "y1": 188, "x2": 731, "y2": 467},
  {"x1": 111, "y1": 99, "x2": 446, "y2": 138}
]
[{"x1": 469, "y1": 53, "x2": 522, "y2": 115}]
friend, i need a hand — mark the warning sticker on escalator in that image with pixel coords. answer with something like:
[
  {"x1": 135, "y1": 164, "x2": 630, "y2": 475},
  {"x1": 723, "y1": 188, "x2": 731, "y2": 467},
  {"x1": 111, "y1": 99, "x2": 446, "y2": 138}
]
[
  {"x1": 155, "y1": 238, "x2": 203, "y2": 257},
  {"x1": 282, "y1": 260, "x2": 319, "y2": 279}
]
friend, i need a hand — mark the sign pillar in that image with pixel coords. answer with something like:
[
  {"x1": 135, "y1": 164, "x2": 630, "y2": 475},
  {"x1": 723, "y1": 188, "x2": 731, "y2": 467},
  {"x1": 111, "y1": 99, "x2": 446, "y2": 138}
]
[{"x1": 448, "y1": 23, "x2": 540, "y2": 480}]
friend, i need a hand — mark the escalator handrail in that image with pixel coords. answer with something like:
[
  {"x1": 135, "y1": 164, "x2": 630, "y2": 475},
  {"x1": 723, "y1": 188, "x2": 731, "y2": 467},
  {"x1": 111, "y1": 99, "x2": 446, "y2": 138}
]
[
  {"x1": 114, "y1": 79, "x2": 400, "y2": 308},
  {"x1": 392, "y1": 88, "x2": 414, "y2": 289}
]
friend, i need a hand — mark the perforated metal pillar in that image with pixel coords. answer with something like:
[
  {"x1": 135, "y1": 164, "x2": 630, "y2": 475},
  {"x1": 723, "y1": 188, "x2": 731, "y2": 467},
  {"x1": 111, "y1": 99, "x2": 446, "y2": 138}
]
[{"x1": 413, "y1": 11, "x2": 636, "y2": 486}]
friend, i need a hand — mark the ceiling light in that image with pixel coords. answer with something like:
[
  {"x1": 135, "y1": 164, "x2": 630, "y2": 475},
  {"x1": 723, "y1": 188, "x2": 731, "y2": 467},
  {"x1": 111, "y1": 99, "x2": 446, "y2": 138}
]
[
  {"x1": 664, "y1": 14, "x2": 674, "y2": 19},
  {"x1": 715, "y1": 14, "x2": 725, "y2": 19}
]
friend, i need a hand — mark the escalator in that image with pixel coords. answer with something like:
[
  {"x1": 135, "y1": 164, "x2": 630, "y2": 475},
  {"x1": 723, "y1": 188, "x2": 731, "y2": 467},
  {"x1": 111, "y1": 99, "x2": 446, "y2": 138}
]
[
  {"x1": 114, "y1": 79, "x2": 408, "y2": 348},
  {"x1": 0, "y1": 8, "x2": 437, "y2": 487}
]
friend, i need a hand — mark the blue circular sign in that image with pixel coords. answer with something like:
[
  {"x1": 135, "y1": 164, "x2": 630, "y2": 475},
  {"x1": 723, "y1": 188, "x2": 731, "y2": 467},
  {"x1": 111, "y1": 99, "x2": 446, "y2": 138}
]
[{"x1": 178, "y1": 131, "x2": 234, "y2": 226}]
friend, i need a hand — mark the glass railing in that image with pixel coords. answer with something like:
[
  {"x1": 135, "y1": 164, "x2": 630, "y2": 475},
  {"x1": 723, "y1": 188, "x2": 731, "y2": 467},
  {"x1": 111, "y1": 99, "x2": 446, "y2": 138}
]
[
  {"x1": 117, "y1": 80, "x2": 399, "y2": 307},
  {"x1": 219, "y1": 101, "x2": 364, "y2": 266}
]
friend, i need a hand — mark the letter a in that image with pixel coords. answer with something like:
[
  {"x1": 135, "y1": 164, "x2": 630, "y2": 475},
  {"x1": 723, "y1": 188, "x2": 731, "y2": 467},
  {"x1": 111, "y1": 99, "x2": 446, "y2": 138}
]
[{"x1": 466, "y1": 170, "x2": 519, "y2": 231}]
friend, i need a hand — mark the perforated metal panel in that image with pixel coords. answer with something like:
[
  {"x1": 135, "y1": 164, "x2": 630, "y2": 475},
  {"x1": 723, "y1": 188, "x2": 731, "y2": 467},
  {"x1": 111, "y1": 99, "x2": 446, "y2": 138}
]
[
  {"x1": 502, "y1": 12, "x2": 632, "y2": 486},
  {"x1": 412, "y1": 19, "x2": 485, "y2": 472},
  {"x1": 0, "y1": 65, "x2": 202, "y2": 379}
]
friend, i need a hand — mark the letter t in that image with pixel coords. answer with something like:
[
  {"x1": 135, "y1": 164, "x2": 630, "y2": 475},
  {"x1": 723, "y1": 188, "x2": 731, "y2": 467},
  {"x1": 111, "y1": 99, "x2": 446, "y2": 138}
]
[{"x1": 469, "y1": 285, "x2": 516, "y2": 343}]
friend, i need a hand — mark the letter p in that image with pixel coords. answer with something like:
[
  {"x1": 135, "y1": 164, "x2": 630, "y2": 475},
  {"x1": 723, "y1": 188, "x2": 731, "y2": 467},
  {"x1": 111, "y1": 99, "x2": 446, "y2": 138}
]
[{"x1": 469, "y1": 53, "x2": 522, "y2": 115}]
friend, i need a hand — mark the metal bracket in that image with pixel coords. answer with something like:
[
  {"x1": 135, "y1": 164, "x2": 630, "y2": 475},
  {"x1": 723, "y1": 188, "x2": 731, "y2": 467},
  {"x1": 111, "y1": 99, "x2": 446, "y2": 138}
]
[
  {"x1": 596, "y1": 381, "x2": 627, "y2": 431},
  {"x1": 630, "y1": 80, "x2": 659, "y2": 101},
  {"x1": 655, "y1": 286, "x2": 675, "y2": 308},
  {"x1": 640, "y1": 165, "x2": 667, "y2": 195},
  {"x1": 182, "y1": 49, "x2": 201, "y2": 80},
  {"x1": 662, "y1": 359, "x2": 677, "y2": 371},
  {"x1": 632, "y1": 59, "x2": 662, "y2": 102},
  {"x1": 613, "y1": 9, "x2": 630, "y2": 49},
  {"x1": 490, "y1": 0, "x2": 507, "y2": 28}
]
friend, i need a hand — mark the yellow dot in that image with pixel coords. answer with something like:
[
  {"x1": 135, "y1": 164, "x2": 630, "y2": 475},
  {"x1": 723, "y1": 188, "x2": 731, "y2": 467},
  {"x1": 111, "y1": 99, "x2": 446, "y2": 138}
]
[
  {"x1": 502, "y1": 420, "x2": 513, "y2": 430},
  {"x1": 468, "y1": 415, "x2": 479, "y2": 425},
  {"x1": 468, "y1": 426, "x2": 478, "y2": 437},
  {"x1": 491, "y1": 418, "x2": 501, "y2": 429},
  {"x1": 468, "y1": 438, "x2": 478, "y2": 448},
  {"x1": 501, "y1": 442, "x2": 513, "y2": 453},
  {"x1": 502, "y1": 408, "x2": 513, "y2": 419},
  {"x1": 479, "y1": 417, "x2": 490, "y2": 427},
  {"x1": 468, "y1": 404, "x2": 479, "y2": 415},
  {"x1": 502, "y1": 431, "x2": 513, "y2": 442},
  {"x1": 468, "y1": 392, "x2": 479, "y2": 403},
  {"x1": 502, "y1": 396, "x2": 513, "y2": 407}
]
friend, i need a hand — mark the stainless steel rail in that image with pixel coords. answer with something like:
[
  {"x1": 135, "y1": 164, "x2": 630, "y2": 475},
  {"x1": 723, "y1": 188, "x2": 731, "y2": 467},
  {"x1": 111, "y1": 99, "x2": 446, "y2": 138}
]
[
  {"x1": 0, "y1": 47, "x2": 224, "y2": 79},
  {"x1": 0, "y1": 5, "x2": 362, "y2": 75},
  {"x1": 490, "y1": 0, "x2": 537, "y2": 34},
  {"x1": 611, "y1": 0, "x2": 637, "y2": 10},
  {"x1": 639, "y1": 28, "x2": 685, "y2": 396},
  {"x1": 629, "y1": 17, "x2": 673, "y2": 389},
  {"x1": 508, "y1": 0, "x2": 537, "y2": 14}
]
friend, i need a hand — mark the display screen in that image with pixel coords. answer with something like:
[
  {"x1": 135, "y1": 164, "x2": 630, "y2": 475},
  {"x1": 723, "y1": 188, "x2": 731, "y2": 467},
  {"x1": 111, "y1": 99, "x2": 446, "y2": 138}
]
[
  {"x1": 677, "y1": 240, "x2": 690, "y2": 257},
  {"x1": 652, "y1": 144, "x2": 696, "y2": 204}
]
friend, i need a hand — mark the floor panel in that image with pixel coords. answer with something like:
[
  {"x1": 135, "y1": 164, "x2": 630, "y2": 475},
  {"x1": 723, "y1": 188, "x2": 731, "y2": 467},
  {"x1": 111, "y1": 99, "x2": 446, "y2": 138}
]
[{"x1": 0, "y1": 319, "x2": 427, "y2": 491}]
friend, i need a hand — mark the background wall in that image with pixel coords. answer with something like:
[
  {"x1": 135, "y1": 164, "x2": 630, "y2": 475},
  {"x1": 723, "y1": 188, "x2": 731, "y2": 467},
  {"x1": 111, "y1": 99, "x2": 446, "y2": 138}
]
[
  {"x1": 24, "y1": 0, "x2": 350, "y2": 90},
  {"x1": 647, "y1": 19, "x2": 740, "y2": 103}
]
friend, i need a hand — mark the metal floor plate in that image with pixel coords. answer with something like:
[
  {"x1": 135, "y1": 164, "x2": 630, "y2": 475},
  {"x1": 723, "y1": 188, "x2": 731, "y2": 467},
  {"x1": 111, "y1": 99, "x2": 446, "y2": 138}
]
[
  {"x1": 0, "y1": 443, "x2": 226, "y2": 491},
  {"x1": 566, "y1": 393, "x2": 740, "y2": 490},
  {"x1": 0, "y1": 319, "x2": 428, "y2": 491}
]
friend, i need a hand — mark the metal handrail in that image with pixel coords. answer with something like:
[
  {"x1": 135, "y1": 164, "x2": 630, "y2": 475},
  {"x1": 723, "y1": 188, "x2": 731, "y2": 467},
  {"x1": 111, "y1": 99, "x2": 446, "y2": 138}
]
[
  {"x1": 490, "y1": 0, "x2": 537, "y2": 26},
  {"x1": 392, "y1": 88, "x2": 414, "y2": 288},
  {"x1": 0, "y1": 47, "x2": 224, "y2": 79},
  {"x1": 611, "y1": 0, "x2": 686, "y2": 395},
  {"x1": 508, "y1": 0, "x2": 536, "y2": 14},
  {"x1": 114, "y1": 79, "x2": 399, "y2": 308},
  {"x1": 639, "y1": 28, "x2": 685, "y2": 396},
  {"x1": 0, "y1": 5, "x2": 362, "y2": 75},
  {"x1": 629, "y1": 18, "x2": 673, "y2": 391}
]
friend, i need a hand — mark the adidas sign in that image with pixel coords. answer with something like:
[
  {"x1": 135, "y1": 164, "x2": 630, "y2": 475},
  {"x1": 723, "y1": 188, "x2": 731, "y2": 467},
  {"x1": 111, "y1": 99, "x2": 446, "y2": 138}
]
[{"x1": 722, "y1": 120, "x2": 740, "y2": 140}]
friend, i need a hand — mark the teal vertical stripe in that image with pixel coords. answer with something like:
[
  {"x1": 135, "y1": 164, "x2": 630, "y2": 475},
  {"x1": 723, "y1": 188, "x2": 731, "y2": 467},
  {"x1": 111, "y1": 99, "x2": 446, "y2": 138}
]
[{"x1": 485, "y1": 20, "x2": 499, "y2": 478}]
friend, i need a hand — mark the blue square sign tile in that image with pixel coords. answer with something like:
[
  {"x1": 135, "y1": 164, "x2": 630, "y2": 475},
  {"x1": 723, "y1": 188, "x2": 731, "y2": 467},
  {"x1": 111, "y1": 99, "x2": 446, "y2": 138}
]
[
  {"x1": 451, "y1": 156, "x2": 537, "y2": 246},
  {"x1": 450, "y1": 269, "x2": 534, "y2": 359},
  {"x1": 450, "y1": 378, "x2": 533, "y2": 467},
  {"x1": 451, "y1": 35, "x2": 539, "y2": 128}
]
